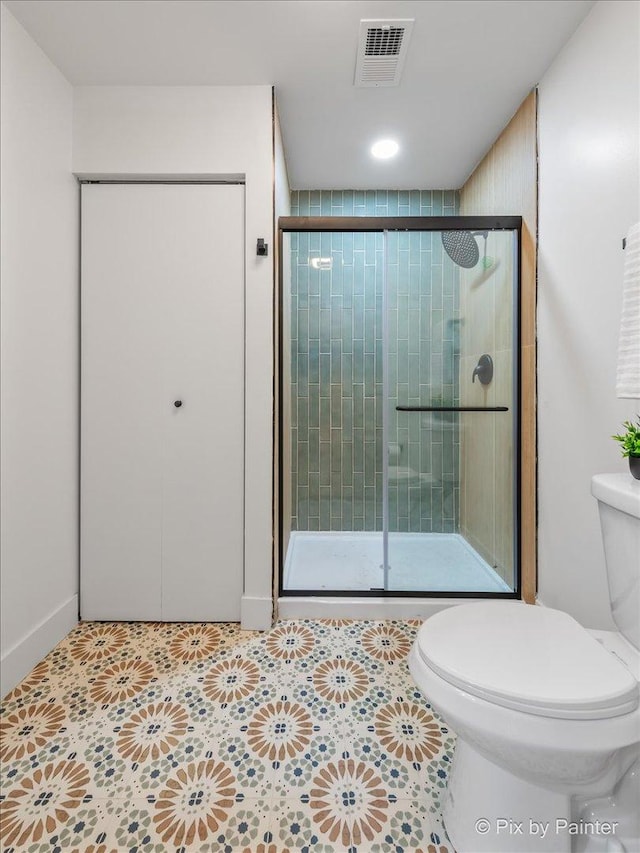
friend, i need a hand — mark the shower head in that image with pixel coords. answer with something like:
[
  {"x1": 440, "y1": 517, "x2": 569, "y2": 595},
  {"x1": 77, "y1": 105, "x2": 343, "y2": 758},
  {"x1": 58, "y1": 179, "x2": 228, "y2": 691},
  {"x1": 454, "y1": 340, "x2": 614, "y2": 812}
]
[
  {"x1": 441, "y1": 230, "x2": 489, "y2": 269},
  {"x1": 442, "y1": 230, "x2": 478, "y2": 268}
]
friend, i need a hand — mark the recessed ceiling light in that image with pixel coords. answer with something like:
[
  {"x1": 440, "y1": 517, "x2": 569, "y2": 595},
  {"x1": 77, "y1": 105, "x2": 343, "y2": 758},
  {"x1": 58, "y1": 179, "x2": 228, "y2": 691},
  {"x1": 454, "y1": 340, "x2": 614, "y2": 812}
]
[{"x1": 371, "y1": 139, "x2": 399, "y2": 159}]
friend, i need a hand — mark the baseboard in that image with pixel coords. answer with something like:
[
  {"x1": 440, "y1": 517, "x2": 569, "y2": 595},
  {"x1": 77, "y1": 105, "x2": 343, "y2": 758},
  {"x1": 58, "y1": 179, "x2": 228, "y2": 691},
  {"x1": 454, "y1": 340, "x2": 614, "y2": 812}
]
[
  {"x1": 1, "y1": 594, "x2": 78, "y2": 698},
  {"x1": 240, "y1": 595, "x2": 273, "y2": 631}
]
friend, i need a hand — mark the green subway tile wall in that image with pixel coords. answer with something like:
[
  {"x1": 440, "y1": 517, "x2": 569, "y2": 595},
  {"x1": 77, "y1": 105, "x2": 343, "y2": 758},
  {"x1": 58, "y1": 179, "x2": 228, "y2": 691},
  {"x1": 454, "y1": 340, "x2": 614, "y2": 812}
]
[{"x1": 288, "y1": 190, "x2": 459, "y2": 533}]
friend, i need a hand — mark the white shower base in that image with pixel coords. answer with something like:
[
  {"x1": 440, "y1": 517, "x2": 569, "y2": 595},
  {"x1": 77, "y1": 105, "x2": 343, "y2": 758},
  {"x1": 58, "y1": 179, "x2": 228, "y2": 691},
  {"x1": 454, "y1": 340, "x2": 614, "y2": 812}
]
[{"x1": 283, "y1": 531, "x2": 511, "y2": 593}]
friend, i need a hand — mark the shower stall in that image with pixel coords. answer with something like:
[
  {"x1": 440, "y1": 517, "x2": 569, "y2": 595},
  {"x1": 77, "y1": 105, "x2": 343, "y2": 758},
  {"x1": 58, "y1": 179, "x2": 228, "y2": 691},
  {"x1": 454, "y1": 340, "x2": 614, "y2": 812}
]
[{"x1": 278, "y1": 216, "x2": 521, "y2": 598}]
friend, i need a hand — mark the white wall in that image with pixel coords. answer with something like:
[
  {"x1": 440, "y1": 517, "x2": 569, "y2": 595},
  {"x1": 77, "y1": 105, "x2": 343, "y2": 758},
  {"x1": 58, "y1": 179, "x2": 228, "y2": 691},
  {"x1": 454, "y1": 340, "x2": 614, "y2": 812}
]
[
  {"x1": 273, "y1": 101, "x2": 291, "y2": 610},
  {"x1": 538, "y1": 0, "x2": 640, "y2": 628},
  {"x1": 1, "y1": 3, "x2": 79, "y2": 696},
  {"x1": 73, "y1": 84, "x2": 275, "y2": 629},
  {"x1": 274, "y1": 103, "x2": 291, "y2": 223}
]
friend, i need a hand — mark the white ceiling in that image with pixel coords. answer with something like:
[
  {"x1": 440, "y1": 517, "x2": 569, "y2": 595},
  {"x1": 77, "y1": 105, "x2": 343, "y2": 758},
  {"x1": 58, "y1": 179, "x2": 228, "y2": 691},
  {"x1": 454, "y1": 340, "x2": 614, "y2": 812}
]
[{"x1": 4, "y1": 0, "x2": 595, "y2": 189}]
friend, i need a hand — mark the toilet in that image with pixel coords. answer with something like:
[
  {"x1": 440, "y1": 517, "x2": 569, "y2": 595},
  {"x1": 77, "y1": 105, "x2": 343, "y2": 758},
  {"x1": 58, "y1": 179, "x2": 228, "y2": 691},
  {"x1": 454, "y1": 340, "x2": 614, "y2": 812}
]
[{"x1": 409, "y1": 473, "x2": 640, "y2": 853}]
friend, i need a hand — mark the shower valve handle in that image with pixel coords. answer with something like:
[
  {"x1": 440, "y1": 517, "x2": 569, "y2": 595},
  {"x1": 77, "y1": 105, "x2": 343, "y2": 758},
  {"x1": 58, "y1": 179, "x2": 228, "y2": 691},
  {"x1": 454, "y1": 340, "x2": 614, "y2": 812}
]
[{"x1": 472, "y1": 354, "x2": 493, "y2": 385}]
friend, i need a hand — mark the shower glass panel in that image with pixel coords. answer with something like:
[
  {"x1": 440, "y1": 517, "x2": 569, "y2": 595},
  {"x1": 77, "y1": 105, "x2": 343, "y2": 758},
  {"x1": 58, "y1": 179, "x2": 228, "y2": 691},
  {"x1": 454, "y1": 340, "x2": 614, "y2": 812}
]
[
  {"x1": 282, "y1": 230, "x2": 384, "y2": 591},
  {"x1": 280, "y1": 219, "x2": 520, "y2": 597},
  {"x1": 386, "y1": 229, "x2": 517, "y2": 593}
]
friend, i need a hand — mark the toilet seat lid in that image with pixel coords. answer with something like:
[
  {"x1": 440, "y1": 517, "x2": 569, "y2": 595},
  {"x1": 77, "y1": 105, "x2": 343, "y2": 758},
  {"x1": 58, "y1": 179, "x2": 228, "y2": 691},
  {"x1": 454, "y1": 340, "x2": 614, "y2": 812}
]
[{"x1": 416, "y1": 602, "x2": 639, "y2": 720}]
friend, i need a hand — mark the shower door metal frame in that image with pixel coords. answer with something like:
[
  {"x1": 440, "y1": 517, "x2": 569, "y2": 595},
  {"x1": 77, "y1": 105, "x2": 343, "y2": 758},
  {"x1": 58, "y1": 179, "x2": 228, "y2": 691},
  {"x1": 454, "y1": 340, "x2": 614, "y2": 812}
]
[{"x1": 277, "y1": 215, "x2": 523, "y2": 599}]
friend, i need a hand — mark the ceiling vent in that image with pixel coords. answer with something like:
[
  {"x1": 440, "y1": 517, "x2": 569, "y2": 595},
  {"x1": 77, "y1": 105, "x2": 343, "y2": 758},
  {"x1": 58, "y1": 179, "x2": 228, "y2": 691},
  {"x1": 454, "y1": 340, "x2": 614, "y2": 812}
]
[{"x1": 354, "y1": 19, "x2": 414, "y2": 88}]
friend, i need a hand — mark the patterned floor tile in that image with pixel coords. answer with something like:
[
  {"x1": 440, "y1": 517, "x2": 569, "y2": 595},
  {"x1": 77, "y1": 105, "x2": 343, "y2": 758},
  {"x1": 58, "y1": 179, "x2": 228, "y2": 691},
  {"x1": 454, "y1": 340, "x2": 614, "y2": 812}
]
[
  {"x1": 269, "y1": 797, "x2": 340, "y2": 852},
  {"x1": 1, "y1": 618, "x2": 456, "y2": 853},
  {"x1": 106, "y1": 794, "x2": 273, "y2": 853},
  {"x1": 271, "y1": 729, "x2": 349, "y2": 799},
  {"x1": 353, "y1": 803, "x2": 452, "y2": 853},
  {"x1": 0, "y1": 786, "x2": 120, "y2": 852}
]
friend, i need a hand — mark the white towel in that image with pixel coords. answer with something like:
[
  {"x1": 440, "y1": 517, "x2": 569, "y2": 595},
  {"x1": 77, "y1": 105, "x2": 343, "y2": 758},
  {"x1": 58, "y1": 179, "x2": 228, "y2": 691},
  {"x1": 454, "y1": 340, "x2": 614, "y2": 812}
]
[{"x1": 616, "y1": 221, "x2": 640, "y2": 398}]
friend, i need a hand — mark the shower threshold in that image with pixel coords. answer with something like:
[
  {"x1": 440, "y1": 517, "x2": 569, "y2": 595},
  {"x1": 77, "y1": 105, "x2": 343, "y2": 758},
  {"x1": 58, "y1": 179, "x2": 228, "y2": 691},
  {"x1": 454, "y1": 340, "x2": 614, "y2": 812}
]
[{"x1": 283, "y1": 531, "x2": 511, "y2": 594}]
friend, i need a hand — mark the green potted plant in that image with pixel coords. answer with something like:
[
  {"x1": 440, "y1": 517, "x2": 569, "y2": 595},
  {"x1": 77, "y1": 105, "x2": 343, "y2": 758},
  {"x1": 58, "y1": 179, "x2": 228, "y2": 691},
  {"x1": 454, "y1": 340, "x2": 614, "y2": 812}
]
[{"x1": 612, "y1": 417, "x2": 640, "y2": 480}]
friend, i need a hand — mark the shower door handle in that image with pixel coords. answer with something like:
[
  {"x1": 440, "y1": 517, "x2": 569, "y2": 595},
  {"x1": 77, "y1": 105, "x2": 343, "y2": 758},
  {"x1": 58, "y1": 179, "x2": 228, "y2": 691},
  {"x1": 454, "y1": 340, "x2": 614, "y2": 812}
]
[{"x1": 396, "y1": 406, "x2": 509, "y2": 412}]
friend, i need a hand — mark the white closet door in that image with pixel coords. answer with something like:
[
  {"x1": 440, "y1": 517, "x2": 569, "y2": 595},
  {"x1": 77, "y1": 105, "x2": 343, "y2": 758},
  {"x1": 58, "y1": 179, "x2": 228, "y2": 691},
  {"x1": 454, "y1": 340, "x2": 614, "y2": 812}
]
[
  {"x1": 160, "y1": 186, "x2": 244, "y2": 621},
  {"x1": 81, "y1": 183, "x2": 244, "y2": 621}
]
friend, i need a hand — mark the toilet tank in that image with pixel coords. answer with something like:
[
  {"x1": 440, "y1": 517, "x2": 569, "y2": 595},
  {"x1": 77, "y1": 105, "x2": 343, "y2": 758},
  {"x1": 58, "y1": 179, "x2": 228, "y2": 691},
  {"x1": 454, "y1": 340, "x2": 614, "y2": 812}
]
[{"x1": 591, "y1": 474, "x2": 640, "y2": 650}]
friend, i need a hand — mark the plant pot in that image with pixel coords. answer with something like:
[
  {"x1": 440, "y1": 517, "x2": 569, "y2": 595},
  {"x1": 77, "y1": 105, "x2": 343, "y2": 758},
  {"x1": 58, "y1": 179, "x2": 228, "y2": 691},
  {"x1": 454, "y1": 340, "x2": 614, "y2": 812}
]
[{"x1": 630, "y1": 456, "x2": 640, "y2": 480}]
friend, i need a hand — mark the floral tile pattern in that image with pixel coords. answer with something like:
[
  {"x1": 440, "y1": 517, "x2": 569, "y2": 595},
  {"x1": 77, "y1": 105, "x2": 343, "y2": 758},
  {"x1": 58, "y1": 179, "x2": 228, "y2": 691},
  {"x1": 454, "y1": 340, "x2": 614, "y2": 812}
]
[{"x1": 1, "y1": 620, "x2": 454, "y2": 852}]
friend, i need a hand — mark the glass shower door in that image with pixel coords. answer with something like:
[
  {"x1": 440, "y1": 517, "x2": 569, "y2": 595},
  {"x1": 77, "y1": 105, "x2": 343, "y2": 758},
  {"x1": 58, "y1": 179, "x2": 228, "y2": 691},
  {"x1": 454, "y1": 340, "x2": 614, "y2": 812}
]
[
  {"x1": 384, "y1": 228, "x2": 518, "y2": 593},
  {"x1": 281, "y1": 219, "x2": 519, "y2": 596},
  {"x1": 282, "y1": 230, "x2": 385, "y2": 591}
]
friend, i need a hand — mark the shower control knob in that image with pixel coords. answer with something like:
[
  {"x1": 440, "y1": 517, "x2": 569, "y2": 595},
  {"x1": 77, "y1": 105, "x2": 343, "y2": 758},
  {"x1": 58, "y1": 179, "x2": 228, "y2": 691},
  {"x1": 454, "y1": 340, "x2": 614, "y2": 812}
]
[
  {"x1": 174, "y1": 400, "x2": 182, "y2": 408},
  {"x1": 472, "y1": 354, "x2": 493, "y2": 385}
]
